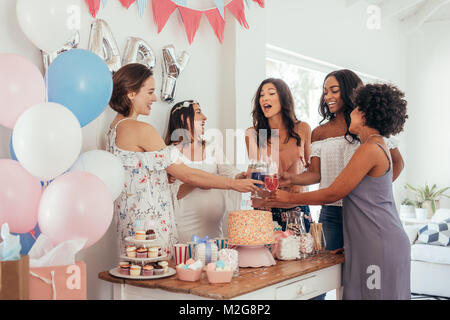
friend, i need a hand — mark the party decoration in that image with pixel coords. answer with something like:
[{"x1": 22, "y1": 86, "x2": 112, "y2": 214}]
[
  {"x1": 69, "y1": 150, "x2": 125, "y2": 200},
  {"x1": 102, "y1": 0, "x2": 108, "y2": 8},
  {"x1": 85, "y1": 0, "x2": 101, "y2": 17},
  {"x1": 122, "y1": 37, "x2": 156, "y2": 69},
  {"x1": 88, "y1": 19, "x2": 122, "y2": 73},
  {"x1": 178, "y1": 6, "x2": 203, "y2": 44},
  {"x1": 227, "y1": 0, "x2": 249, "y2": 29},
  {"x1": 0, "y1": 160, "x2": 42, "y2": 234},
  {"x1": 152, "y1": 0, "x2": 177, "y2": 33},
  {"x1": 12, "y1": 102, "x2": 82, "y2": 181},
  {"x1": 47, "y1": 49, "x2": 113, "y2": 127},
  {"x1": 136, "y1": 0, "x2": 148, "y2": 16},
  {"x1": 204, "y1": 8, "x2": 225, "y2": 43},
  {"x1": 253, "y1": 0, "x2": 264, "y2": 8},
  {"x1": 12, "y1": 224, "x2": 41, "y2": 255},
  {"x1": 214, "y1": 0, "x2": 225, "y2": 19},
  {"x1": 38, "y1": 172, "x2": 114, "y2": 249},
  {"x1": 0, "y1": 223, "x2": 22, "y2": 261},
  {"x1": 0, "y1": 54, "x2": 46, "y2": 129},
  {"x1": 161, "y1": 45, "x2": 190, "y2": 102},
  {"x1": 42, "y1": 31, "x2": 80, "y2": 75},
  {"x1": 120, "y1": 0, "x2": 136, "y2": 9},
  {"x1": 16, "y1": 0, "x2": 82, "y2": 53},
  {"x1": 9, "y1": 135, "x2": 17, "y2": 161}
]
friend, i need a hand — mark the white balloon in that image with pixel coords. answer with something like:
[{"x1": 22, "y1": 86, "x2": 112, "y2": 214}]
[
  {"x1": 12, "y1": 103, "x2": 82, "y2": 181},
  {"x1": 16, "y1": 0, "x2": 82, "y2": 53},
  {"x1": 69, "y1": 150, "x2": 125, "y2": 200}
]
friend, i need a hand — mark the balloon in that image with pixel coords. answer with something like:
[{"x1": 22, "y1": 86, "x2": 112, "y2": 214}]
[
  {"x1": 88, "y1": 19, "x2": 121, "y2": 73},
  {"x1": 16, "y1": 0, "x2": 82, "y2": 53},
  {"x1": 38, "y1": 172, "x2": 114, "y2": 249},
  {"x1": 122, "y1": 37, "x2": 156, "y2": 69},
  {"x1": 12, "y1": 102, "x2": 82, "y2": 181},
  {"x1": 0, "y1": 159, "x2": 42, "y2": 234},
  {"x1": 42, "y1": 31, "x2": 80, "y2": 75},
  {"x1": 161, "y1": 45, "x2": 190, "y2": 103},
  {"x1": 69, "y1": 150, "x2": 125, "y2": 200},
  {"x1": 47, "y1": 49, "x2": 113, "y2": 127},
  {"x1": 9, "y1": 135, "x2": 17, "y2": 161},
  {"x1": 0, "y1": 54, "x2": 46, "y2": 129}
]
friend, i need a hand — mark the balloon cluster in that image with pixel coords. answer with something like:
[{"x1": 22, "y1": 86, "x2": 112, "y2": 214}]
[{"x1": 0, "y1": 0, "x2": 127, "y2": 252}]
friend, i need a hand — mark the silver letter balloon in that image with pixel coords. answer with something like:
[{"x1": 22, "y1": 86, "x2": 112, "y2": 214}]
[
  {"x1": 161, "y1": 45, "x2": 190, "y2": 103},
  {"x1": 88, "y1": 19, "x2": 121, "y2": 73},
  {"x1": 122, "y1": 37, "x2": 156, "y2": 69},
  {"x1": 42, "y1": 31, "x2": 80, "y2": 74}
]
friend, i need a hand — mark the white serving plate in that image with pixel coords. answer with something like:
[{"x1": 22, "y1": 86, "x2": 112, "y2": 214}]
[
  {"x1": 124, "y1": 236, "x2": 160, "y2": 246},
  {"x1": 119, "y1": 254, "x2": 169, "y2": 263},
  {"x1": 109, "y1": 267, "x2": 176, "y2": 280}
]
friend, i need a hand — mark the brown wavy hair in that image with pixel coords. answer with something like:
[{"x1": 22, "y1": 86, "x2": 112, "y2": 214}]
[
  {"x1": 109, "y1": 63, "x2": 153, "y2": 116},
  {"x1": 251, "y1": 78, "x2": 301, "y2": 147},
  {"x1": 164, "y1": 100, "x2": 201, "y2": 146}
]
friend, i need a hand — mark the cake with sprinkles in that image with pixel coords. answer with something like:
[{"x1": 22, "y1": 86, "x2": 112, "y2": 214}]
[{"x1": 227, "y1": 210, "x2": 275, "y2": 245}]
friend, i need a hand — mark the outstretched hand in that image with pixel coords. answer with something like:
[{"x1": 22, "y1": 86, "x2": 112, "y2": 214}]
[
  {"x1": 235, "y1": 171, "x2": 248, "y2": 180},
  {"x1": 279, "y1": 172, "x2": 293, "y2": 188},
  {"x1": 231, "y1": 179, "x2": 263, "y2": 193},
  {"x1": 267, "y1": 189, "x2": 295, "y2": 204}
]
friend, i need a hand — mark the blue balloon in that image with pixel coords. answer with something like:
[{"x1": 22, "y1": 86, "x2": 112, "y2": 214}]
[
  {"x1": 47, "y1": 49, "x2": 113, "y2": 127},
  {"x1": 9, "y1": 134, "x2": 17, "y2": 160},
  {"x1": 12, "y1": 224, "x2": 41, "y2": 255}
]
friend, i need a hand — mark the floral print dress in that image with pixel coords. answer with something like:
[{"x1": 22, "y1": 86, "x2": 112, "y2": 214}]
[{"x1": 105, "y1": 119, "x2": 179, "y2": 257}]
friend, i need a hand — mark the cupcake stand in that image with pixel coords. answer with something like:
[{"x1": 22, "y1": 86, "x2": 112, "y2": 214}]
[{"x1": 109, "y1": 237, "x2": 175, "y2": 280}]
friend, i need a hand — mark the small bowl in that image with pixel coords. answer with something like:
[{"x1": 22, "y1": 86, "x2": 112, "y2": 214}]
[
  {"x1": 206, "y1": 269, "x2": 233, "y2": 284},
  {"x1": 176, "y1": 267, "x2": 202, "y2": 282}
]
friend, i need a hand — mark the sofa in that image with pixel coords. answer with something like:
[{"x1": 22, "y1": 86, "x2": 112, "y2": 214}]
[{"x1": 404, "y1": 208, "x2": 450, "y2": 298}]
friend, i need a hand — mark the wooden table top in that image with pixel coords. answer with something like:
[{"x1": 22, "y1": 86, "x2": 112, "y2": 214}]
[{"x1": 98, "y1": 251, "x2": 344, "y2": 300}]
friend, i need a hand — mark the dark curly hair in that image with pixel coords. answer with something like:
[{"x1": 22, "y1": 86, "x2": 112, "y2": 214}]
[
  {"x1": 109, "y1": 63, "x2": 153, "y2": 116},
  {"x1": 353, "y1": 83, "x2": 408, "y2": 137},
  {"x1": 252, "y1": 78, "x2": 301, "y2": 147},
  {"x1": 319, "y1": 69, "x2": 363, "y2": 143}
]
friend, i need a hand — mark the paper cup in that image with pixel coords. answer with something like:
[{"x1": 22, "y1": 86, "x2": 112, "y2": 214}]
[
  {"x1": 214, "y1": 238, "x2": 228, "y2": 250},
  {"x1": 187, "y1": 241, "x2": 197, "y2": 259},
  {"x1": 174, "y1": 243, "x2": 188, "y2": 265}
]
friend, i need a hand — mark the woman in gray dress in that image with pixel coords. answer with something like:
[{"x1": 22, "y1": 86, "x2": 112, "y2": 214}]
[{"x1": 263, "y1": 83, "x2": 411, "y2": 300}]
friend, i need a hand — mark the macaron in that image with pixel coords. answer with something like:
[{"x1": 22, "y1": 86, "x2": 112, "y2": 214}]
[
  {"x1": 206, "y1": 263, "x2": 216, "y2": 272},
  {"x1": 186, "y1": 258, "x2": 195, "y2": 265}
]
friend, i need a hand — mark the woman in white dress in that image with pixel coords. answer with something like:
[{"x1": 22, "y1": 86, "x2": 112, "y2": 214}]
[
  {"x1": 164, "y1": 100, "x2": 245, "y2": 243},
  {"x1": 105, "y1": 64, "x2": 261, "y2": 256}
]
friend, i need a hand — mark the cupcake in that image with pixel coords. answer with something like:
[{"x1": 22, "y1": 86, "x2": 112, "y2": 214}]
[
  {"x1": 126, "y1": 246, "x2": 137, "y2": 258},
  {"x1": 135, "y1": 230, "x2": 146, "y2": 240},
  {"x1": 153, "y1": 264, "x2": 164, "y2": 275},
  {"x1": 136, "y1": 247, "x2": 148, "y2": 258},
  {"x1": 142, "y1": 264, "x2": 154, "y2": 276},
  {"x1": 158, "y1": 261, "x2": 169, "y2": 273},
  {"x1": 148, "y1": 247, "x2": 159, "y2": 258},
  {"x1": 119, "y1": 262, "x2": 130, "y2": 275},
  {"x1": 146, "y1": 229, "x2": 156, "y2": 240},
  {"x1": 130, "y1": 265, "x2": 141, "y2": 277}
]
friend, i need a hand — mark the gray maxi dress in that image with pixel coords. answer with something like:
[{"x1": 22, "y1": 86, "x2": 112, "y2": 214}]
[{"x1": 342, "y1": 143, "x2": 411, "y2": 300}]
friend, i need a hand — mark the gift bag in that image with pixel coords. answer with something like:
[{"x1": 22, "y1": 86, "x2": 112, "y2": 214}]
[
  {"x1": 0, "y1": 255, "x2": 30, "y2": 300},
  {"x1": 29, "y1": 261, "x2": 86, "y2": 300}
]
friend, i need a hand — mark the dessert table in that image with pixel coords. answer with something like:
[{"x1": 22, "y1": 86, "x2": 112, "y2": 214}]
[{"x1": 98, "y1": 252, "x2": 344, "y2": 300}]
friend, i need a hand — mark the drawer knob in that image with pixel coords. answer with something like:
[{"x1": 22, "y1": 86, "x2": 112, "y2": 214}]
[{"x1": 297, "y1": 286, "x2": 306, "y2": 296}]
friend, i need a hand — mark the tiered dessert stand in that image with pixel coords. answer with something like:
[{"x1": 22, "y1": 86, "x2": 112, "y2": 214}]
[{"x1": 109, "y1": 236, "x2": 175, "y2": 280}]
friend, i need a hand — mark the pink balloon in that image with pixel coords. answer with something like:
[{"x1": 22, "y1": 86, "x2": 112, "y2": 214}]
[
  {"x1": 38, "y1": 171, "x2": 113, "y2": 249},
  {"x1": 0, "y1": 159, "x2": 42, "y2": 233},
  {"x1": 0, "y1": 54, "x2": 46, "y2": 129}
]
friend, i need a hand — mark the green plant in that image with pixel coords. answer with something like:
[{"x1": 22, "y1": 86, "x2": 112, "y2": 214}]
[
  {"x1": 405, "y1": 183, "x2": 450, "y2": 213},
  {"x1": 401, "y1": 198, "x2": 415, "y2": 206}
]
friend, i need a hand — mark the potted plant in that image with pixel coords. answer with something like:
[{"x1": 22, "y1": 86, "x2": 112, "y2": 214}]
[
  {"x1": 405, "y1": 183, "x2": 450, "y2": 219},
  {"x1": 400, "y1": 198, "x2": 415, "y2": 218}
]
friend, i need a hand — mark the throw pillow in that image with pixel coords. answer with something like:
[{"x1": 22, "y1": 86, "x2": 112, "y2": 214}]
[{"x1": 416, "y1": 219, "x2": 450, "y2": 246}]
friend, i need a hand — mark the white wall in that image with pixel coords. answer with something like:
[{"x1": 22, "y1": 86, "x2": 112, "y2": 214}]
[{"x1": 404, "y1": 21, "x2": 450, "y2": 208}]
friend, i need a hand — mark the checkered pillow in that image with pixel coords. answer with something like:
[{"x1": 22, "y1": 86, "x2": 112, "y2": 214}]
[{"x1": 416, "y1": 218, "x2": 450, "y2": 246}]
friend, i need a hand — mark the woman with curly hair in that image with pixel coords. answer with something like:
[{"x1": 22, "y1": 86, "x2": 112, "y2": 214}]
[
  {"x1": 246, "y1": 78, "x2": 313, "y2": 232},
  {"x1": 278, "y1": 70, "x2": 404, "y2": 253},
  {"x1": 267, "y1": 83, "x2": 411, "y2": 300}
]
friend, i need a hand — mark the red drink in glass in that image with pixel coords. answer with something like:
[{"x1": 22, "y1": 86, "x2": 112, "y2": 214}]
[{"x1": 264, "y1": 174, "x2": 279, "y2": 192}]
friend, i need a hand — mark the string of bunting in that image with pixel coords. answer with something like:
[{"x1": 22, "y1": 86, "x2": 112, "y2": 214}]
[{"x1": 84, "y1": 0, "x2": 264, "y2": 44}]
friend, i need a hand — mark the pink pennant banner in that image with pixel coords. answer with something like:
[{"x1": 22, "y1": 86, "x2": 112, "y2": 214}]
[
  {"x1": 85, "y1": 0, "x2": 101, "y2": 17},
  {"x1": 178, "y1": 6, "x2": 203, "y2": 44},
  {"x1": 253, "y1": 0, "x2": 264, "y2": 8},
  {"x1": 226, "y1": 0, "x2": 249, "y2": 29},
  {"x1": 204, "y1": 8, "x2": 225, "y2": 44},
  {"x1": 120, "y1": 0, "x2": 136, "y2": 9},
  {"x1": 152, "y1": 0, "x2": 178, "y2": 33}
]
